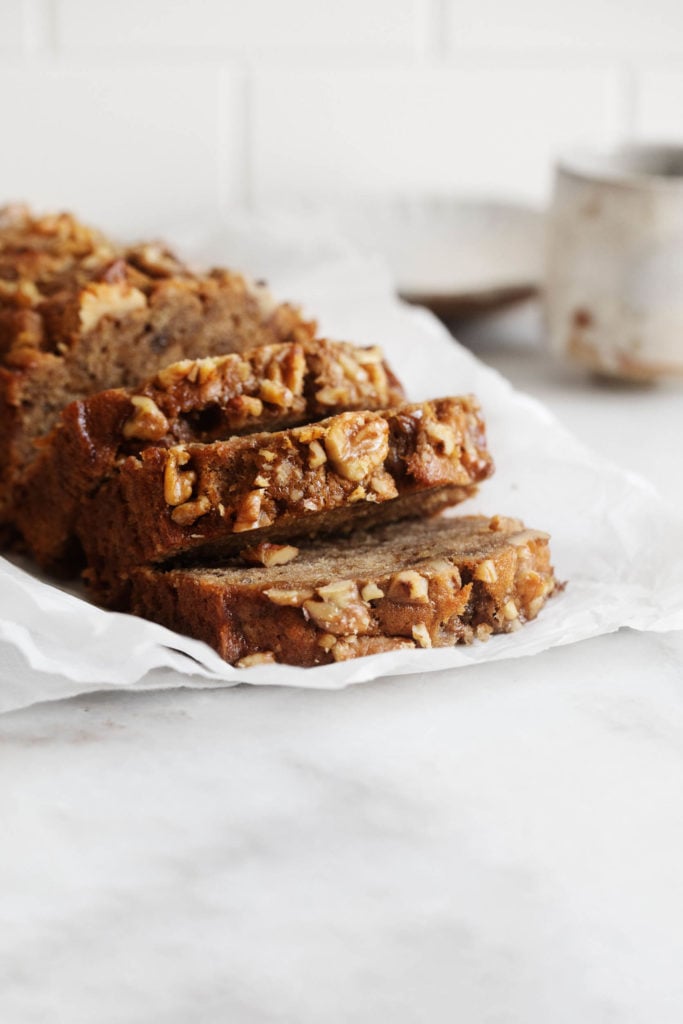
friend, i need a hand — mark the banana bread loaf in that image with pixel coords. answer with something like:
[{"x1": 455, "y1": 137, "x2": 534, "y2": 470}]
[
  {"x1": 0, "y1": 207, "x2": 315, "y2": 529},
  {"x1": 117, "y1": 514, "x2": 557, "y2": 666},
  {"x1": 16, "y1": 338, "x2": 404, "y2": 570},
  {"x1": 80, "y1": 396, "x2": 493, "y2": 601}
]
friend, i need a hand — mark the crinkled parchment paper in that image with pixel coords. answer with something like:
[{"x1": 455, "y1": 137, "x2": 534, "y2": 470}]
[{"x1": 1, "y1": 212, "x2": 682, "y2": 713}]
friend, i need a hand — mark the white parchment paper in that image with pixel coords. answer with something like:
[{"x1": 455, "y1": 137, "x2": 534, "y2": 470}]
[{"x1": 1, "y1": 212, "x2": 682, "y2": 713}]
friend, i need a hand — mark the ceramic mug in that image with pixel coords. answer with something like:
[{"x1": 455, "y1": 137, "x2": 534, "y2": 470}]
[{"x1": 545, "y1": 144, "x2": 683, "y2": 381}]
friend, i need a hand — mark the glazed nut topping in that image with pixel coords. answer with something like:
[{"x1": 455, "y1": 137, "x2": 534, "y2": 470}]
[
  {"x1": 163, "y1": 447, "x2": 195, "y2": 506},
  {"x1": 355, "y1": 345, "x2": 384, "y2": 365},
  {"x1": 324, "y1": 413, "x2": 389, "y2": 483},
  {"x1": 412, "y1": 623, "x2": 432, "y2": 648},
  {"x1": 474, "y1": 559, "x2": 498, "y2": 584},
  {"x1": 264, "y1": 588, "x2": 314, "y2": 607},
  {"x1": 239, "y1": 395, "x2": 264, "y2": 419},
  {"x1": 233, "y1": 489, "x2": 266, "y2": 533},
  {"x1": 170, "y1": 494, "x2": 211, "y2": 526},
  {"x1": 79, "y1": 281, "x2": 147, "y2": 332},
  {"x1": 316, "y1": 385, "x2": 354, "y2": 407},
  {"x1": 122, "y1": 395, "x2": 170, "y2": 441},
  {"x1": 426, "y1": 420, "x2": 457, "y2": 457},
  {"x1": 155, "y1": 360, "x2": 192, "y2": 389},
  {"x1": 259, "y1": 379, "x2": 293, "y2": 408},
  {"x1": 361, "y1": 582, "x2": 385, "y2": 602},
  {"x1": 387, "y1": 570, "x2": 430, "y2": 604},
  {"x1": 303, "y1": 580, "x2": 372, "y2": 635},
  {"x1": 307, "y1": 439, "x2": 327, "y2": 469},
  {"x1": 236, "y1": 652, "x2": 276, "y2": 668},
  {"x1": 242, "y1": 542, "x2": 299, "y2": 568}
]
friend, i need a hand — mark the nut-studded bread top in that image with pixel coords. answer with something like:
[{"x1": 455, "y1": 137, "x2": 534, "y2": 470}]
[
  {"x1": 79, "y1": 396, "x2": 493, "y2": 584},
  {"x1": 15, "y1": 338, "x2": 405, "y2": 571},
  {"x1": 118, "y1": 515, "x2": 557, "y2": 667}
]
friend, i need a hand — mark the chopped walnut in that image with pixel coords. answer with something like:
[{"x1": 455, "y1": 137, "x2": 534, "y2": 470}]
[
  {"x1": 502, "y1": 600, "x2": 519, "y2": 621},
  {"x1": 426, "y1": 420, "x2": 457, "y2": 457},
  {"x1": 361, "y1": 582, "x2": 385, "y2": 602},
  {"x1": 155, "y1": 360, "x2": 193, "y2": 389},
  {"x1": 303, "y1": 580, "x2": 372, "y2": 636},
  {"x1": 122, "y1": 395, "x2": 170, "y2": 441},
  {"x1": 264, "y1": 588, "x2": 314, "y2": 606},
  {"x1": 324, "y1": 412, "x2": 389, "y2": 483},
  {"x1": 163, "y1": 447, "x2": 195, "y2": 506},
  {"x1": 307, "y1": 439, "x2": 327, "y2": 469},
  {"x1": 474, "y1": 559, "x2": 498, "y2": 584},
  {"x1": 170, "y1": 494, "x2": 211, "y2": 526},
  {"x1": 236, "y1": 652, "x2": 276, "y2": 668},
  {"x1": 259, "y1": 379, "x2": 293, "y2": 408},
  {"x1": 242, "y1": 542, "x2": 299, "y2": 568},
  {"x1": 79, "y1": 282, "x2": 146, "y2": 333},
  {"x1": 233, "y1": 489, "x2": 264, "y2": 533},
  {"x1": 412, "y1": 623, "x2": 432, "y2": 648},
  {"x1": 387, "y1": 570, "x2": 430, "y2": 604}
]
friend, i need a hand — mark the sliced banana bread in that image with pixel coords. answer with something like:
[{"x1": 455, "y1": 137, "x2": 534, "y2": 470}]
[
  {"x1": 80, "y1": 397, "x2": 493, "y2": 601},
  {"x1": 16, "y1": 338, "x2": 404, "y2": 570},
  {"x1": 116, "y1": 515, "x2": 557, "y2": 666}
]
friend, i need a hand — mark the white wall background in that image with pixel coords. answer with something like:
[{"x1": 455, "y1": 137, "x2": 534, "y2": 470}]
[{"x1": 0, "y1": 0, "x2": 681, "y2": 237}]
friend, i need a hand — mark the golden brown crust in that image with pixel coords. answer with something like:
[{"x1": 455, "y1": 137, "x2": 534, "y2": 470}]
[
  {"x1": 116, "y1": 515, "x2": 558, "y2": 667},
  {"x1": 14, "y1": 339, "x2": 404, "y2": 571}
]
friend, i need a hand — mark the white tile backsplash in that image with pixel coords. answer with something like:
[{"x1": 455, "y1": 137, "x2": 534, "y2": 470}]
[
  {"x1": 634, "y1": 68, "x2": 683, "y2": 139},
  {"x1": 56, "y1": 0, "x2": 422, "y2": 58},
  {"x1": 0, "y1": 2, "x2": 678, "y2": 224},
  {"x1": 445, "y1": 0, "x2": 683, "y2": 54},
  {"x1": 251, "y1": 66, "x2": 622, "y2": 204},
  {"x1": 0, "y1": 68, "x2": 243, "y2": 235}
]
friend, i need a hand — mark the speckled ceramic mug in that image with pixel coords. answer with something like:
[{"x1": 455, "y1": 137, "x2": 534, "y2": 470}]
[{"x1": 545, "y1": 144, "x2": 683, "y2": 381}]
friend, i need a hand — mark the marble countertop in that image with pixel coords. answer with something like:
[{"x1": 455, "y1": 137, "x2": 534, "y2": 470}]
[{"x1": 2, "y1": 306, "x2": 682, "y2": 1024}]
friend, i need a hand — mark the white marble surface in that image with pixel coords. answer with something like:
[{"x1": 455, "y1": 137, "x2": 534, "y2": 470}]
[{"x1": 2, "y1": 308, "x2": 683, "y2": 1024}]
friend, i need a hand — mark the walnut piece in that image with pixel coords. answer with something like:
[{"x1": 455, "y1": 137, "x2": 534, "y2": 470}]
[
  {"x1": 387, "y1": 570, "x2": 430, "y2": 604},
  {"x1": 170, "y1": 494, "x2": 211, "y2": 526},
  {"x1": 79, "y1": 282, "x2": 147, "y2": 333},
  {"x1": 474, "y1": 559, "x2": 498, "y2": 584},
  {"x1": 242, "y1": 542, "x2": 299, "y2": 568},
  {"x1": 264, "y1": 588, "x2": 314, "y2": 607},
  {"x1": 303, "y1": 579, "x2": 372, "y2": 636},
  {"x1": 324, "y1": 412, "x2": 389, "y2": 483},
  {"x1": 163, "y1": 447, "x2": 195, "y2": 506},
  {"x1": 236, "y1": 652, "x2": 276, "y2": 668},
  {"x1": 122, "y1": 395, "x2": 170, "y2": 441}
]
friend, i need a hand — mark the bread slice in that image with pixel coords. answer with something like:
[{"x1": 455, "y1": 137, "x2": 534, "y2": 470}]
[
  {"x1": 15, "y1": 338, "x2": 404, "y2": 571},
  {"x1": 80, "y1": 396, "x2": 493, "y2": 599},
  {"x1": 115, "y1": 515, "x2": 557, "y2": 667},
  {"x1": 0, "y1": 207, "x2": 315, "y2": 528}
]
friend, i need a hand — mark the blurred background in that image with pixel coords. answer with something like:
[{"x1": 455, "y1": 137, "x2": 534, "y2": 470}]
[{"x1": 0, "y1": 0, "x2": 680, "y2": 236}]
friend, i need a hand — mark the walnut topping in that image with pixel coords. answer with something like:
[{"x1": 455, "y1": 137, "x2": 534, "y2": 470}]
[
  {"x1": 475, "y1": 624, "x2": 493, "y2": 642},
  {"x1": 412, "y1": 623, "x2": 432, "y2": 648},
  {"x1": 233, "y1": 489, "x2": 266, "y2": 533},
  {"x1": 324, "y1": 412, "x2": 389, "y2": 483},
  {"x1": 502, "y1": 600, "x2": 519, "y2": 621},
  {"x1": 474, "y1": 559, "x2": 498, "y2": 584},
  {"x1": 238, "y1": 395, "x2": 264, "y2": 419},
  {"x1": 361, "y1": 582, "x2": 385, "y2": 602},
  {"x1": 264, "y1": 588, "x2": 313, "y2": 606},
  {"x1": 426, "y1": 420, "x2": 457, "y2": 456},
  {"x1": 242, "y1": 542, "x2": 299, "y2": 568},
  {"x1": 303, "y1": 580, "x2": 372, "y2": 636},
  {"x1": 259, "y1": 379, "x2": 293, "y2": 408},
  {"x1": 259, "y1": 449, "x2": 276, "y2": 463},
  {"x1": 316, "y1": 385, "x2": 352, "y2": 407},
  {"x1": 387, "y1": 570, "x2": 430, "y2": 604},
  {"x1": 307, "y1": 439, "x2": 327, "y2": 469},
  {"x1": 163, "y1": 447, "x2": 195, "y2": 506},
  {"x1": 79, "y1": 282, "x2": 146, "y2": 333},
  {"x1": 155, "y1": 360, "x2": 192, "y2": 389},
  {"x1": 369, "y1": 471, "x2": 398, "y2": 500},
  {"x1": 318, "y1": 633, "x2": 338, "y2": 652},
  {"x1": 236, "y1": 652, "x2": 276, "y2": 668},
  {"x1": 355, "y1": 345, "x2": 384, "y2": 365},
  {"x1": 170, "y1": 494, "x2": 211, "y2": 526},
  {"x1": 337, "y1": 350, "x2": 369, "y2": 383},
  {"x1": 122, "y1": 395, "x2": 170, "y2": 441}
]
